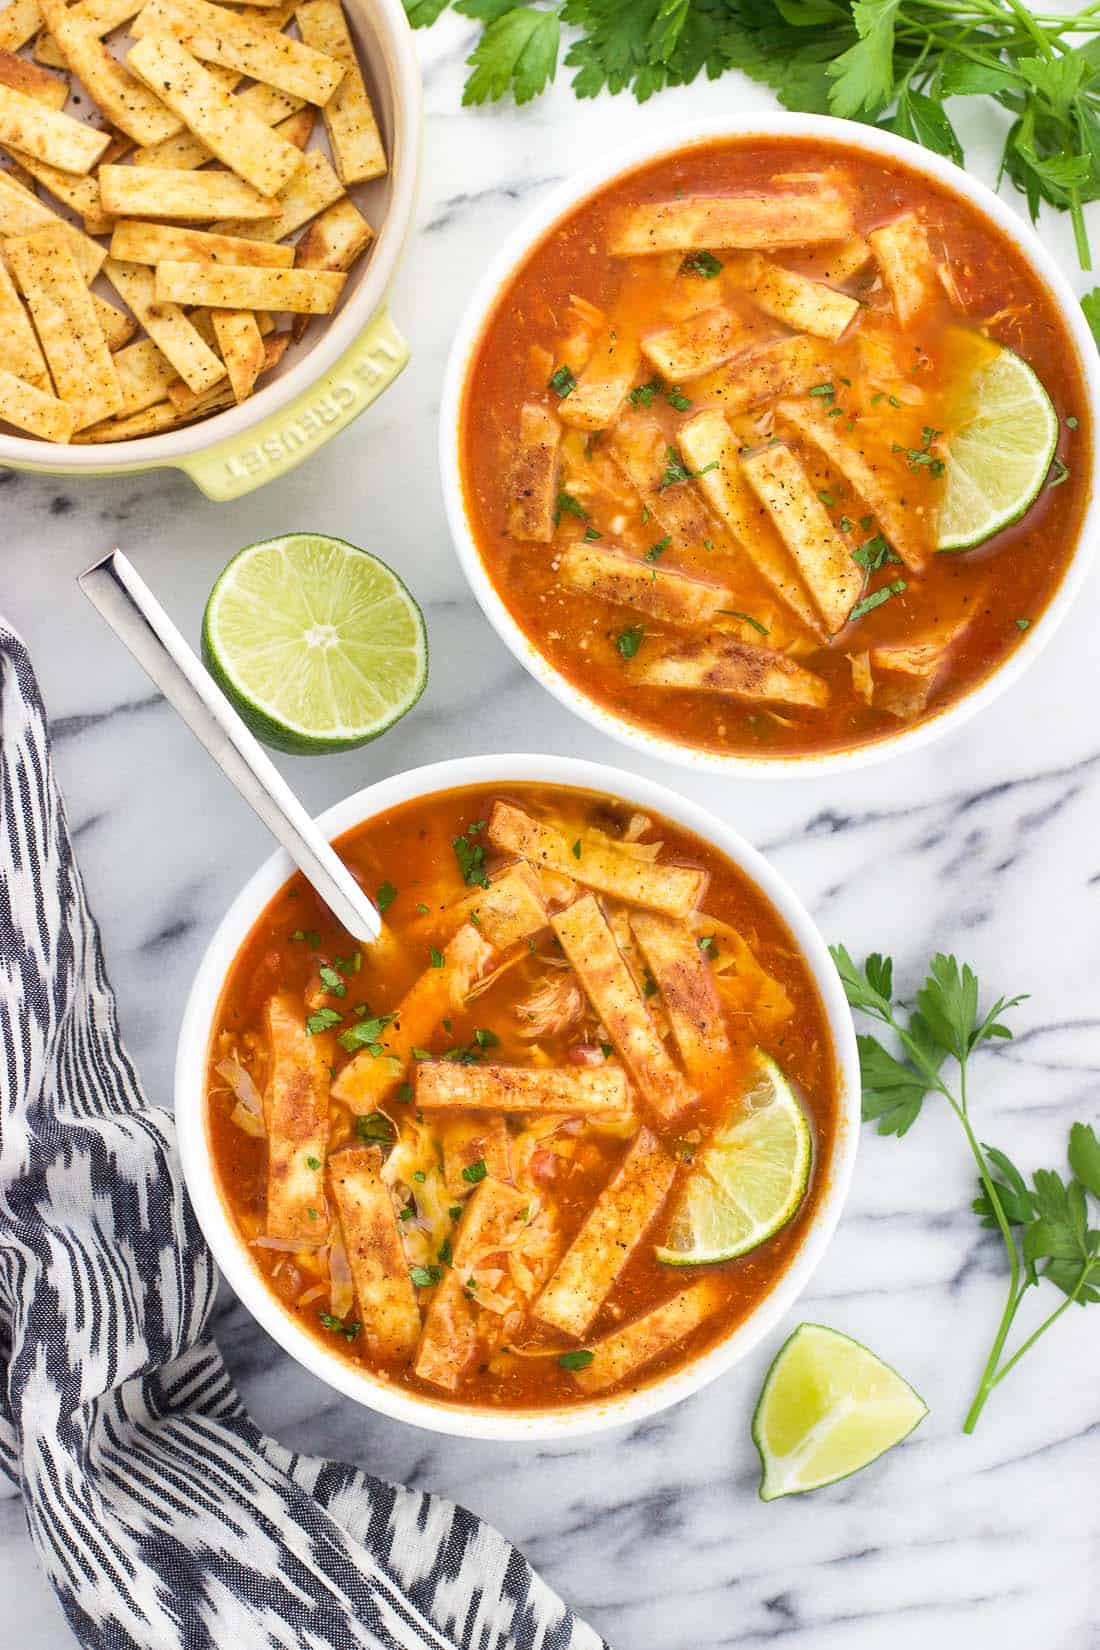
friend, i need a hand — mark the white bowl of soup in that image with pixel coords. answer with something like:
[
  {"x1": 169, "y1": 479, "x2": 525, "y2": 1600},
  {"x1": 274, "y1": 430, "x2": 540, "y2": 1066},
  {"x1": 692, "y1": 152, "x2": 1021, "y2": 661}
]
[
  {"x1": 439, "y1": 115, "x2": 1099, "y2": 773},
  {"x1": 176, "y1": 755, "x2": 860, "y2": 1440}
]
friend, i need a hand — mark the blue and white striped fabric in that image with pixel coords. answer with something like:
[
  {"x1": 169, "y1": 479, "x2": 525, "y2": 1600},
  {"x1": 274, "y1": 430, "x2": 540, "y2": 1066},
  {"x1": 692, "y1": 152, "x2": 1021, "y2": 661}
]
[{"x1": 0, "y1": 623, "x2": 607, "y2": 1650}]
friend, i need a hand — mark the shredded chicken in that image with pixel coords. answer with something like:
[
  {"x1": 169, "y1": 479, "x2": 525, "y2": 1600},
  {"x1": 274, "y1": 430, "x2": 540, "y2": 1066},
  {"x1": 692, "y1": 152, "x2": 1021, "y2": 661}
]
[{"x1": 515, "y1": 971, "x2": 584, "y2": 1039}]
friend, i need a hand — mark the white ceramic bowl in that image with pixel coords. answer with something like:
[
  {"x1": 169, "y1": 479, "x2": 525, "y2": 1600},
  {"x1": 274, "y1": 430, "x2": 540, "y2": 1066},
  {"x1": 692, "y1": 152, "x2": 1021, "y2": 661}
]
[
  {"x1": 176, "y1": 753, "x2": 860, "y2": 1441},
  {"x1": 439, "y1": 114, "x2": 1100, "y2": 777},
  {"x1": 0, "y1": 0, "x2": 422, "y2": 501}
]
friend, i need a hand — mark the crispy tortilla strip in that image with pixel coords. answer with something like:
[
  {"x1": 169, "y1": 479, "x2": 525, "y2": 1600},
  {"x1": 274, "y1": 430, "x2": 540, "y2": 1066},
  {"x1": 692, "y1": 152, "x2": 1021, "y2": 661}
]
[
  {"x1": 776, "y1": 397, "x2": 927, "y2": 573},
  {"x1": 608, "y1": 409, "x2": 721, "y2": 550},
  {"x1": 741, "y1": 443, "x2": 862, "y2": 634},
  {"x1": 570, "y1": 1279, "x2": 724, "y2": 1394},
  {"x1": 0, "y1": 82, "x2": 110, "y2": 171},
  {"x1": 870, "y1": 614, "x2": 971, "y2": 718},
  {"x1": 37, "y1": 0, "x2": 181, "y2": 146},
  {"x1": 641, "y1": 305, "x2": 755, "y2": 382},
  {"x1": 165, "y1": 327, "x2": 286, "y2": 411},
  {"x1": 629, "y1": 911, "x2": 730, "y2": 1083},
  {"x1": 35, "y1": 0, "x2": 144, "y2": 63},
  {"x1": 0, "y1": 260, "x2": 47, "y2": 386},
  {"x1": 263, "y1": 990, "x2": 330, "y2": 1242},
  {"x1": 210, "y1": 307, "x2": 264, "y2": 402},
  {"x1": 135, "y1": 0, "x2": 345, "y2": 104},
  {"x1": 534, "y1": 1127, "x2": 675, "y2": 1337},
  {"x1": 440, "y1": 1114, "x2": 511, "y2": 1199},
  {"x1": 507, "y1": 400, "x2": 561, "y2": 542},
  {"x1": 296, "y1": 0, "x2": 384, "y2": 183},
  {"x1": 290, "y1": 195, "x2": 369, "y2": 342},
  {"x1": 209, "y1": 146, "x2": 341, "y2": 240},
  {"x1": 610, "y1": 192, "x2": 855, "y2": 256},
  {"x1": 331, "y1": 924, "x2": 495, "y2": 1110},
  {"x1": 155, "y1": 259, "x2": 346, "y2": 313},
  {"x1": 707, "y1": 334, "x2": 827, "y2": 416},
  {"x1": 328, "y1": 1147, "x2": 420, "y2": 1360},
  {"x1": 0, "y1": 366, "x2": 74, "y2": 440},
  {"x1": 414, "y1": 1179, "x2": 531, "y2": 1391},
  {"x1": 869, "y1": 212, "x2": 938, "y2": 327},
  {"x1": 637, "y1": 637, "x2": 829, "y2": 709},
  {"x1": 794, "y1": 235, "x2": 872, "y2": 284},
  {"x1": 416, "y1": 1062, "x2": 631, "y2": 1115},
  {"x1": 113, "y1": 335, "x2": 178, "y2": 413},
  {"x1": 0, "y1": 0, "x2": 42, "y2": 53},
  {"x1": 556, "y1": 327, "x2": 639, "y2": 431},
  {"x1": 0, "y1": 47, "x2": 66, "y2": 106},
  {"x1": 104, "y1": 257, "x2": 225, "y2": 394},
  {"x1": 5, "y1": 146, "x2": 111, "y2": 233},
  {"x1": 109, "y1": 218, "x2": 294, "y2": 268},
  {"x1": 677, "y1": 408, "x2": 822, "y2": 637},
  {"x1": 559, "y1": 542, "x2": 732, "y2": 628},
  {"x1": 127, "y1": 34, "x2": 304, "y2": 196},
  {"x1": 275, "y1": 104, "x2": 314, "y2": 149},
  {"x1": 553, "y1": 894, "x2": 691, "y2": 1121},
  {"x1": 71, "y1": 396, "x2": 209, "y2": 440},
  {"x1": 732, "y1": 253, "x2": 860, "y2": 341},
  {"x1": 99, "y1": 163, "x2": 282, "y2": 221},
  {"x1": 92, "y1": 293, "x2": 137, "y2": 351},
  {"x1": 463, "y1": 860, "x2": 547, "y2": 951},
  {"x1": 7, "y1": 226, "x2": 122, "y2": 428},
  {"x1": 131, "y1": 78, "x2": 302, "y2": 168},
  {"x1": 489, "y1": 801, "x2": 706, "y2": 920},
  {"x1": 0, "y1": 170, "x2": 105, "y2": 279}
]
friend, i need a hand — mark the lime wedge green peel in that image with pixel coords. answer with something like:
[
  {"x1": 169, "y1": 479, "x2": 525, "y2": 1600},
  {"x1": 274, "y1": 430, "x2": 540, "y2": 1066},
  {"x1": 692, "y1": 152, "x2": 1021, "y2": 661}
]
[
  {"x1": 753, "y1": 1323, "x2": 928, "y2": 1501},
  {"x1": 936, "y1": 343, "x2": 1059, "y2": 553},
  {"x1": 202, "y1": 533, "x2": 427, "y2": 755},
  {"x1": 656, "y1": 1052, "x2": 811, "y2": 1266}
]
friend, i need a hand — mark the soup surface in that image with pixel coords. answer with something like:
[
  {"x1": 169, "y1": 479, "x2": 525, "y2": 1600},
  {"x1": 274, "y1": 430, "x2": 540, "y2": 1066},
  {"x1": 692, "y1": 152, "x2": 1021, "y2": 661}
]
[
  {"x1": 207, "y1": 783, "x2": 839, "y2": 1411},
  {"x1": 459, "y1": 138, "x2": 1090, "y2": 759}
]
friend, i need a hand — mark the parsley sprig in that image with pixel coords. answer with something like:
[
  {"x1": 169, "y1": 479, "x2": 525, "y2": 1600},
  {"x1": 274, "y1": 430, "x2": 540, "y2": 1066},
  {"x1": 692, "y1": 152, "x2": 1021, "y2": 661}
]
[{"x1": 832, "y1": 946, "x2": 1100, "y2": 1431}]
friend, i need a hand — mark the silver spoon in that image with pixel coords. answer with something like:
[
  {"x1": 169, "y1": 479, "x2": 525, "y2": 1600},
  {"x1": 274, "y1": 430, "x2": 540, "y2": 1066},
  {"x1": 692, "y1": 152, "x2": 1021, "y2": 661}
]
[{"x1": 79, "y1": 548, "x2": 381, "y2": 946}]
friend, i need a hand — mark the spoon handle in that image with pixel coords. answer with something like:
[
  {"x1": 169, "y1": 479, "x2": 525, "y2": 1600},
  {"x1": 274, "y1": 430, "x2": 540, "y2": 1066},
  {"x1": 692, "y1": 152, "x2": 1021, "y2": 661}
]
[{"x1": 79, "y1": 549, "x2": 381, "y2": 946}]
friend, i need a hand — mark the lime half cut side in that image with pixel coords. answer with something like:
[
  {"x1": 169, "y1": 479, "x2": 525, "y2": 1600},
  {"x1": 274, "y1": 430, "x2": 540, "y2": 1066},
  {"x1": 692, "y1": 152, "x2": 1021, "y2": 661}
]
[
  {"x1": 753, "y1": 1323, "x2": 928, "y2": 1501},
  {"x1": 936, "y1": 337, "x2": 1059, "y2": 553},
  {"x1": 655, "y1": 1052, "x2": 812, "y2": 1267},
  {"x1": 202, "y1": 533, "x2": 427, "y2": 754}
]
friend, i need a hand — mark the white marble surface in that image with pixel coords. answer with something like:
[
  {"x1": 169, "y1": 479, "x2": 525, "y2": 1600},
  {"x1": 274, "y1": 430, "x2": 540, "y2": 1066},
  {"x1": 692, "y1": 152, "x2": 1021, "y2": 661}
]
[{"x1": 3, "y1": 13, "x2": 1099, "y2": 1648}]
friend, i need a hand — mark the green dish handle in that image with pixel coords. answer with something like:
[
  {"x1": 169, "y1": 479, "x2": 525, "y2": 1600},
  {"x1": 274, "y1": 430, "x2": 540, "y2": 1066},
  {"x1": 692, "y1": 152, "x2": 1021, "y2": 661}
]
[{"x1": 179, "y1": 306, "x2": 409, "y2": 501}]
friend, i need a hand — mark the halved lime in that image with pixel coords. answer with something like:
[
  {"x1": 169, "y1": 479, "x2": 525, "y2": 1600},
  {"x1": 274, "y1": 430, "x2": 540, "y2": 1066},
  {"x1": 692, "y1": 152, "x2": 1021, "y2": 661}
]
[
  {"x1": 753, "y1": 1323, "x2": 928, "y2": 1501},
  {"x1": 936, "y1": 336, "x2": 1059, "y2": 553},
  {"x1": 202, "y1": 534, "x2": 427, "y2": 754},
  {"x1": 655, "y1": 1052, "x2": 811, "y2": 1266}
]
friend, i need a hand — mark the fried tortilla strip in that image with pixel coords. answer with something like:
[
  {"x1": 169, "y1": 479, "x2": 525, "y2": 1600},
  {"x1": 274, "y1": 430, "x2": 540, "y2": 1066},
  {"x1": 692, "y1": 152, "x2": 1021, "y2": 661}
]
[
  {"x1": 127, "y1": 34, "x2": 304, "y2": 196},
  {"x1": 489, "y1": 801, "x2": 706, "y2": 920},
  {"x1": 0, "y1": 0, "x2": 42, "y2": 53},
  {"x1": 5, "y1": 147, "x2": 111, "y2": 233},
  {"x1": 37, "y1": 0, "x2": 181, "y2": 146},
  {"x1": 553, "y1": 894, "x2": 691, "y2": 1121},
  {"x1": 155, "y1": 260, "x2": 346, "y2": 314},
  {"x1": 71, "y1": 396, "x2": 210, "y2": 440},
  {"x1": 741, "y1": 443, "x2": 862, "y2": 634},
  {"x1": 331, "y1": 924, "x2": 496, "y2": 1110},
  {"x1": 637, "y1": 637, "x2": 828, "y2": 709},
  {"x1": 0, "y1": 82, "x2": 110, "y2": 171},
  {"x1": 629, "y1": 911, "x2": 731, "y2": 1083},
  {"x1": 461, "y1": 860, "x2": 547, "y2": 951},
  {"x1": 534, "y1": 1127, "x2": 675, "y2": 1337},
  {"x1": 559, "y1": 542, "x2": 732, "y2": 628},
  {"x1": 164, "y1": 327, "x2": 287, "y2": 412},
  {"x1": 104, "y1": 257, "x2": 225, "y2": 395},
  {"x1": 113, "y1": 335, "x2": 179, "y2": 413},
  {"x1": 869, "y1": 212, "x2": 938, "y2": 328},
  {"x1": 131, "y1": 78, "x2": 302, "y2": 168},
  {"x1": 134, "y1": 0, "x2": 345, "y2": 104},
  {"x1": 296, "y1": 0, "x2": 384, "y2": 183},
  {"x1": 0, "y1": 260, "x2": 47, "y2": 386},
  {"x1": 414, "y1": 1180, "x2": 531, "y2": 1391},
  {"x1": 209, "y1": 146, "x2": 342, "y2": 240},
  {"x1": 92, "y1": 293, "x2": 137, "y2": 351},
  {"x1": 507, "y1": 400, "x2": 561, "y2": 542},
  {"x1": 776, "y1": 397, "x2": 927, "y2": 573},
  {"x1": 109, "y1": 218, "x2": 294, "y2": 268},
  {"x1": 0, "y1": 47, "x2": 66, "y2": 106},
  {"x1": 294, "y1": 193, "x2": 372, "y2": 269},
  {"x1": 569, "y1": 1279, "x2": 724, "y2": 1394},
  {"x1": 0, "y1": 366, "x2": 75, "y2": 440},
  {"x1": 732, "y1": 253, "x2": 860, "y2": 341},
  {"x1": 7, "y1": 226, "x2": 122, "y2": 428},
  {"x1": 0, "y1": 170, "x2": 104, "y2": 279},
  {"x1": 677, "y1": 408, "x2": 823, "y2": 637},
  {"x1": 210, "y1": 308, "x2": 264, "y2": 402},
  {"x1": 794, "y1": 235, "x2": 872, "y2": 284},
  {"x1": 416, "y1": 1062, "x2": 631, "y2": 1115},
  {"x1": 556, "y1": 327, "x2": 639, "y2": 431},
  {"x1": 707, "y1": 334, "x2": 827, "y2": 416},
  {"x1": 263, "y1": 989, "x2": 330, "y2": 1242},
  {"x1": 275, "y1": 104, "x2": 315, "y2": 150},
  {"x1": 328, "y1": 1147, "x2": 420, "y2": 1360},
  {"x1": 99, "y1": 163, "x2": 282, "y2": 222},
  {"x1": 35, "y1": 0, "x2": 145, "y2": 65},
  {"x1": 641, "y1": 305, "x2": 755, "y2": 382},
  {"x1": 609, "y1": 409, "x2": 721, "y2": 550},
  {"x1": 440, "y1": 1114, "x2": 511, "y2": 1198},
  {"x1": 610, "y1": 192, "x2": 855, "y2": 256}
]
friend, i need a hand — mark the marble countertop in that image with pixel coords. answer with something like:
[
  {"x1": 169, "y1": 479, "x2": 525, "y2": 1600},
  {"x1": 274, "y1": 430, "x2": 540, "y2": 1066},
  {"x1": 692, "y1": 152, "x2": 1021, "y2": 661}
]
[{"x1": 2, "y1": 13, "x2": 1098, "y2": 1648}]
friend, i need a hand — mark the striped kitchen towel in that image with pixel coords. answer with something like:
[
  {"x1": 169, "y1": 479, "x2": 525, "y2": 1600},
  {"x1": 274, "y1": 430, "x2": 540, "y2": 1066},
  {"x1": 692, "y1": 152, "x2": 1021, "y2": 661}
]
[{"x1": 0, "y1": 622, "x2": 606, "y2": 1650}]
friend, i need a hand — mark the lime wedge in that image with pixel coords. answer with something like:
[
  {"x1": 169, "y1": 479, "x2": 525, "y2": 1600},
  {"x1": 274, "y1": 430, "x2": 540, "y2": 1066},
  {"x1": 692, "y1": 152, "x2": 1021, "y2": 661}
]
[
  {"x1": 753, "y1": 1323, "x2": 928, "y2": 1501},
  {"x1": 936, "y1": 336, "x2": 1058, "y2": 553},
  {"x1": 202, "y1": 534, "x2": 427, "y2": 754},
  {"x1": 655, "y1": 1053, "x2": 811, "y2": 1266}
]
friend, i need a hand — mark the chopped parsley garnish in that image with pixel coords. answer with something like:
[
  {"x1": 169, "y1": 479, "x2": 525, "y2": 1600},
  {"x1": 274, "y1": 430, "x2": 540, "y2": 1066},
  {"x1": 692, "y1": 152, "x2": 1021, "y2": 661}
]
[
  {"x1": 697, "y1": 934, "x2": 717, "y2": 956},
  {"x1": 600, "y1": 1042, "x2": 613, "y2": 1058},
  {"x1": 305, "y1": 1007, "x2": 342, "y2": 1035},
  {"x1": 717, "y1": 608, "x2": 768, "y2": 636},
  {"x1": 616, "y1": 624, "x2": 644, "y2": 660},
  {"x1": 438, "y1": 1237, "x2": 453, "y2": 1267},
  {"x1": 307, "y1": 1207, "x2": 318, "y2": 1220},
  {"x1": 337, "y1": 1011, "x2": 396, "y2": 1054},
  {"x1": 412, "y1": 1047, "x2": 432, "y2": 1061},
  {"x1": 290, "y1": 928, "x2": 321, "y2": 948},
  {"x1": 808, "y1": 382, "x2": 835, "y2": 399},
  {"x1": 583, "y1": 524, "x2": 602, "y2": 541},
  {"x1": 629, "y1": 377, "x2": 660, "y2": 407},
  {"x1": 462, "y1": 1158, "x2": 488, "y2": 1184},
  {"x1": 474, "y1": 1027, "x2": 500, "y2": 1048},
  {"x1": 1015, "y1": 617, "x2": 1031, "y2": 631},
  {"x1": 666, "y1": 385, "x2": 692, "y2": 411},
  {"x1": 848, "y1": 579, "x2": 907, "y2": 623},
  {"x1": 645, "y1": 535, "x2": 671, "y2": 562},
  {"x1": 453, "y1": 831, "x2": 489, "y2": 888},
  {"x1": 1066, "y1": 416, "x2": 1079, "y2": 429},
  {"x1": 397, "y1": 1082, "x2": 413, "y2": 1102},
  {"x1": 643, "y1": 972, "x2": 658, "y2": 997},
  {"x1": 571, "y1": 838, "x2": 582, "y2": 859},
  {"x1": 305, "y1": 1154, "x2": 321, "y2": 1171},
  {"x1": 354, "y1": 1111, "x2": 396, "y2": 1146},
  {"x1": 548, "y1": 364, "x2": 576, "y2": 398},
  {"x1": 409, "y1": 1265, "x2": 442, "y2": 1288},
  {"x1": 555, "y1": 489, "x2": 589, "y2": 524},
  {"x1": 449, "y1": 1205, "x2": 463, "y2": 1221},
  {"x1": 318, "y1": 1313, "x2": 360, "y2": 1342},
  {"x1": 412, "y1": 1170, "x2": 426, "y2": 1184},
  {"x1": 430, "y1": 946, "x2": 445, "y2": 968},
  {"x1": 376, "y1": 880, "x2": 397, "y2": 913},
  {"x1": 334, "y1": 951, "x2": 361, "y2": 976},
  {"x1": 679, "y1": 250, "x2": 723, "y2": 278},
  {"x1": 817, "y1": 488, "x2": 836, "y2": 507},
  {"x1": 416, "y1": 902, "x2": 430, "y2": 915},
  {"x1": 319, "y1": 964, "x2": 347, "y2": 998},
  {"x1": 656, "y1": 445, "x2": 714, "y2": 489},
  {"x1": 558, "y1": 1349, "x2": 595, "y2": 1370},
  {"x1": 1048, "y1": 457, "x2": 1070, "y2": 487},
  {"x1": 851, "y1": 534, "x2": 901, "y2": 573}
]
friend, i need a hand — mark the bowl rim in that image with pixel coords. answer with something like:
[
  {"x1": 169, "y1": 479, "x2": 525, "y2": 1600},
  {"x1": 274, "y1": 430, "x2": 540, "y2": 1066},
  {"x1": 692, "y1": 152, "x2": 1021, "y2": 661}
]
[
  {"x1": 0, "y1": 0, "x2": 422, "y2": 471},
  {"x1": 438, "y1": 111, "x2": 1100, "y2": 779},
  {"x1": 175, "y1": 752, "x2": 861, "y2": 1442}
]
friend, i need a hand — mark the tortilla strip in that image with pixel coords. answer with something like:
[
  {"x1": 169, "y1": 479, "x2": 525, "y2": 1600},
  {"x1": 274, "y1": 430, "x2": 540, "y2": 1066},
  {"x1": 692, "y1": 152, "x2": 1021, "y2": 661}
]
[
  {"x1": 0, "y1": 0, "x2": 42, "y2": 53},
  {"x1": 7, "y1": 226, "x2": 122, "y2": 428},
  {"x1": 263, "y1": 990, "x2": 330, "y2": 1242},
  {"x1": 104, "y1": 258, "x2": 226, "y2": 395},
  {"x1": 553, "y1": 894, "x2": 691, "y2": 1121},
  {"x1": 569, "y1": 1279, "x2": 724, "y2": 1394},
  {"x1": 677, "y1": 409, "x2": 823, "y2": 637},
  {"x1": 741, "y1": 443, "x2": 862, "y2": 634},
  {"x1": 92, "y1": 293, "x2": 137, "y2": 351},
  {"x1": 295, "y1": 192, "x2": 372, "y2": 269},
  {"x1": 0, "y1": 260, "x2": 47, "y2": 386},
  {"x1": 641, "y1": 305, "x2": 756, "y2": 382},
  {"x1": 109, "y1": 219, "x2": 294, "y2": 271},
  {"x1": 131, "y1": 79, "x2": 302, "y2": 168},
  {"x1": 127, "y1": 34, "x2": 305, "y2": 197},
  {"x1": 37, "y1": 0, "x2": 181, "y2": 147},
  {"x1": 707, "y1": 334, "x2": 828, "y2": 416},
  {"x1": 328, "y1": 1147, "x2": 420, "y2": 1359},
  {"x1": 629, "y1": 911, "x2": 731, "y2": 1083},
  {"x1": 296, "y1": 0, "x2": 384, "y2": 184},
  {"x1": 0, "y1": 82, "x2": 110, "y2": 171},
  {"x1": 155, "y1": 260, "x2": 346, "y2": 314},
  {"x1": 71, "y1": 396, "x2": 213, "y2": 440},
  {"x1": 776, "y1": 397, "x2": 928, "y2": 573},
  {"x1": 99, "y1": 163, "x2": 282, "y2": 222},
  {"x1": 869, "y1": 212, "x2": 938, "y2": 327},
  {"x1": 0, "y1": 366, "x2": 74, "y2": 440},
  {"x1": 210, "y1": 308, "x2": 264, "y2": 402},
  {"x1": 638, "y1": 637, "x2": 828, "y2": 708},
  {"x1": 112, "y1": 335, "x2": 179, "y2": 413},
  {"x1": 134, "y1": 0, "x2": 345, "y2": 104},
  {"x1": 4, "y1": 146, "x2": 111, "y2": 233},
  {"x1": 559, "y1": 542, "x2": 732, "y2": 628},
  {"x1": 610, "y1": 193, "x2": 855, "y2": 256},
  {"x1": 732, "y1": 253, "x2": 860, "y2": 341},
  {"x1": 555, "y1": 328, "x2": 639, "y2": 432},
  {"x1": 34, "y1": 0, "x2": 144, "y2": 65},
  {"x1": 209, "y1": 146, "x2": 341, "y2": 241},
  {"x1": 414, "y1": 1180, "x2": 531, "y2": 1391},
  {"x1": 165, "y1": 327, "x2": 287, "y2": 412},
  {"x1": 416, "y1": 1062, "x2": 631, "y2": 1115},
  {"x1": 507, "y1": 400, "x2": 561, "y2": 542},
  {"x1": 794, "y1": 235, "x2": 873, "y2": 284},
  {"x1": 0, "y1": 48, "x2": 66, "y2": 107},
  {"x1": 0, "y1": 171, "x2": 104, "y2": 279},
  {"x1": 608, "y1": 410, "x2": 722, "y2": 551},
  {"x1": 462, "y1": 860, "x2": 547, "y2": 952},
  {"x1": 440, "y1": 1114, "x2": 511, "y2": 1199}
]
